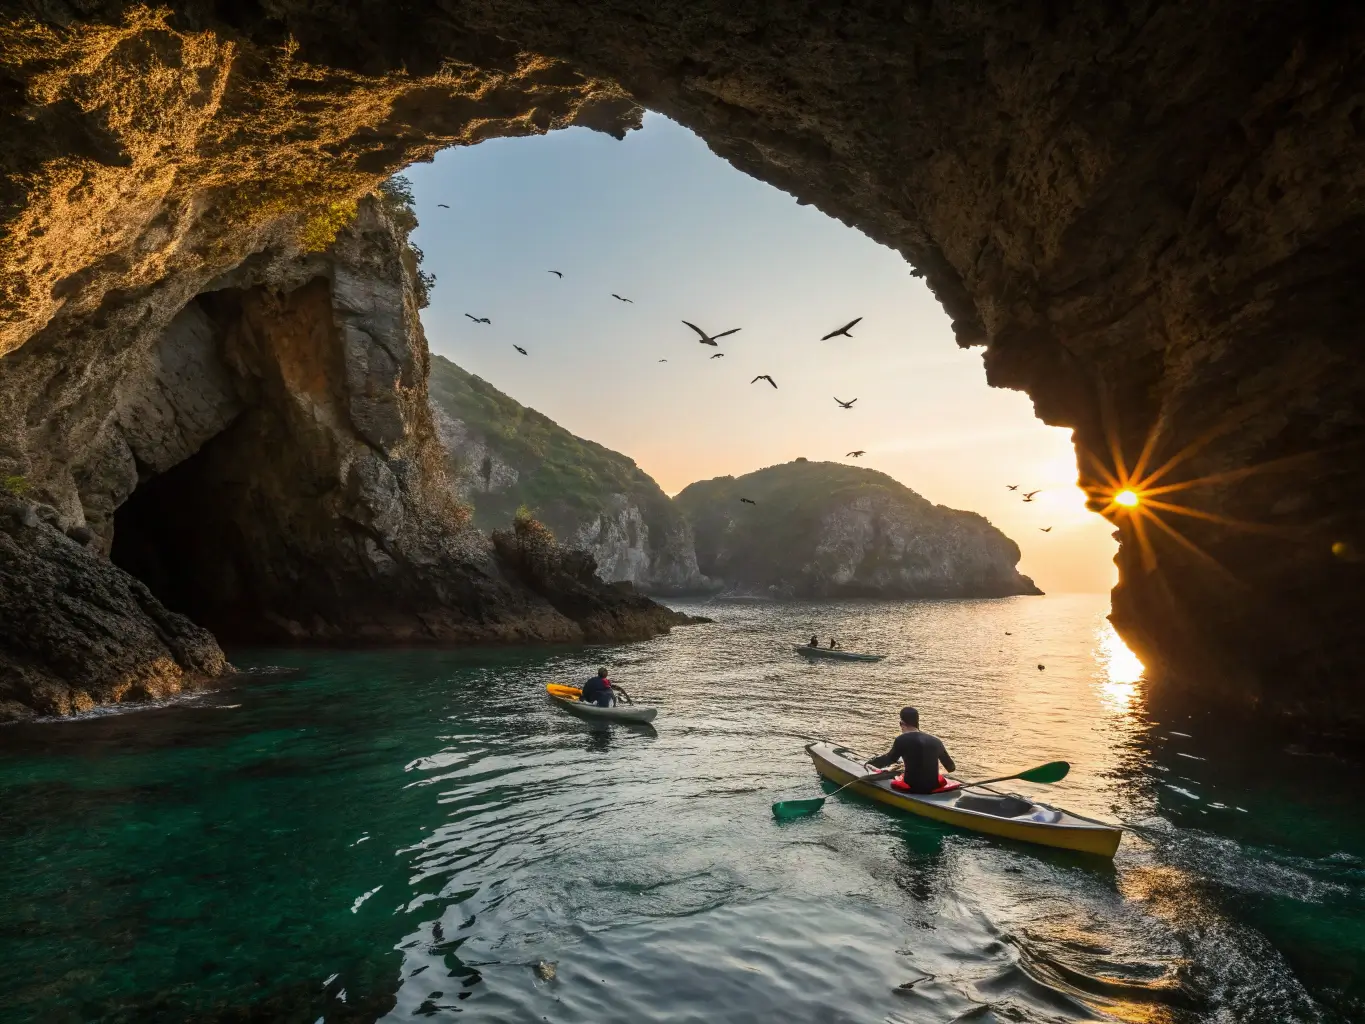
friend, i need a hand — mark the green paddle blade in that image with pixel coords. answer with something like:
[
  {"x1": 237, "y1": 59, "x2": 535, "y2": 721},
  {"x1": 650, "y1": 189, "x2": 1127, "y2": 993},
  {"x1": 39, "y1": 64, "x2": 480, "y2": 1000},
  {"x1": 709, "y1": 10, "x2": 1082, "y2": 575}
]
[
  {"x1": 1016, "y1": 760, "x2": 1070, "y2": 784},
  {"x1": 772, "y1": 797, "x2": 825, "y2": 820}
]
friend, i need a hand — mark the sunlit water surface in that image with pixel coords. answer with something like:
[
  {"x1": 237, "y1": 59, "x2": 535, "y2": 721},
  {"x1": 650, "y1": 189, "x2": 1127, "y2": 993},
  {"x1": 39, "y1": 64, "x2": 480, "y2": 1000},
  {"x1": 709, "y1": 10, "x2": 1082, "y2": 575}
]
[{"x1": 2, "y1": 594, "x2": 1362, "y2": 1023}]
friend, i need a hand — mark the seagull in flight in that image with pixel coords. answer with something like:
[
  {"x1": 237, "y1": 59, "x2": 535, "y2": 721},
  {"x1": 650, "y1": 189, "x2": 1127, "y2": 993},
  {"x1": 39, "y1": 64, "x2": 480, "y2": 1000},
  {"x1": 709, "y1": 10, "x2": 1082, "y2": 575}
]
[
  {"x1": 513, "y1": 345, "x2": 528, "y2": 356},
  {"x1": 1039, "y1": 527, "x2": 1053, "y2": 533},
  {"x1": 465, "y1": 314, "x2": 491, "y2": 324},
  {"x1": 834, "y1": 397, "x2": 857, "y2": 409},
  {"x1": 437, "y1": 203, "x2": 450, "y2": 208},
  {"x1": 739, "y1": 498, "x2": 756, "y2": 505},
  {"x1": 821, "y1": 317, "x2": 862, "y2": 340},
  {"x1": 710, "y1": 353, "x2": 725, "y2": 359},
  {"x1": 683, "y1": 321, "x2": 741, "y2": 346},
  {"x1": 1022, "y1": 490, "x2": 1041, "y2": 502},
  {"x1": 846, "y1": 450, "x2": 865, "y2": 458},
  {"x1": 1006, "y1": 484, "x2": 1019, "y2": 491},
  {"x1": 751, "y1": 375, "x2": 777, "y2": 388},
  {"x1": 657, "y1": 358, "x2": 668, "y2": 362},
  {"x1": 548, "y1": 270, "x2": 563, "y2": 277},
  {"x1": 612, "y1": 293, "x2": 633, "y2": 303}
]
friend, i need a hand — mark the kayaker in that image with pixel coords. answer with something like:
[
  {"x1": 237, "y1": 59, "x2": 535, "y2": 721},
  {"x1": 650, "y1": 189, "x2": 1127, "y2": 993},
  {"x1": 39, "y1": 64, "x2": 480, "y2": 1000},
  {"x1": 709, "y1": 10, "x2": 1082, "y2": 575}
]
[
  {"x1": 808, "y1": 635, "x2": 819, "y2": 647},
  {"x1": 578, "y1": 667, "x2": 615, "y2": 708},
  {"x1": 827, "y1": 638, "x2": 839, "y2": 649},
  {"x1": 865, "y1": 706, "x2": 956, "y2": 793}
]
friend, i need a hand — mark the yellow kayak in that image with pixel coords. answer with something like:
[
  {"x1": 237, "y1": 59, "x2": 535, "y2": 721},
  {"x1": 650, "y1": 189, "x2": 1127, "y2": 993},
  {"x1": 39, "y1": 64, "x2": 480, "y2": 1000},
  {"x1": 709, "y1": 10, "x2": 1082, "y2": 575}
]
[
  {"x1": 546, "y1": 683, "x2": 658, "y2": 724},
  {"x1": 806, "y1": 742, "x2": 1121, "y2": 858}
]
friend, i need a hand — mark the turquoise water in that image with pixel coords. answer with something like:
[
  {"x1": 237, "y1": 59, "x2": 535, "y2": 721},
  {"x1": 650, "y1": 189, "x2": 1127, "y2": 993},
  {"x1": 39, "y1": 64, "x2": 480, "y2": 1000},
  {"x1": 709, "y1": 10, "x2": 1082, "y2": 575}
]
[{"x1": 2, "y1": 593, "x2": 1362, "y2": 1022}]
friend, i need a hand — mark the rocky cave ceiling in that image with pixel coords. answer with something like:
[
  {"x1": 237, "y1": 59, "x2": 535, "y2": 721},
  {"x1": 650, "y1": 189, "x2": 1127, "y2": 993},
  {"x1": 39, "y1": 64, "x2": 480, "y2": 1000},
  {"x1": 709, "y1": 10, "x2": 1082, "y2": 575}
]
[{"x1": 1, "y1": 1, "x2": 1363, "y2": 723}]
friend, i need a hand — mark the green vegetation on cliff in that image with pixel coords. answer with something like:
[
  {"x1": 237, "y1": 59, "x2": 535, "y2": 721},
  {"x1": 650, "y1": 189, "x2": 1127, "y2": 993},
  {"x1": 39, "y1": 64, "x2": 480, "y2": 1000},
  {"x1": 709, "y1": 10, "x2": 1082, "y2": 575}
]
[
  {"x1": 426, "y1": 355, "x2": 675, "y2": 537},
  {"x1": 675, "y1": 459, "x2": 1038, "y2": 598}
]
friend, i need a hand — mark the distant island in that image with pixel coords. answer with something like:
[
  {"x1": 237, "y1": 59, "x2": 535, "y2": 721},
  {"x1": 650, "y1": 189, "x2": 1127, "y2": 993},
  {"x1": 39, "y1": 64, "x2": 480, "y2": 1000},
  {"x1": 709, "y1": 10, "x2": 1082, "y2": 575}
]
[{"x1": 674, "y1": 459, "x2": 1041, "y2": 599}]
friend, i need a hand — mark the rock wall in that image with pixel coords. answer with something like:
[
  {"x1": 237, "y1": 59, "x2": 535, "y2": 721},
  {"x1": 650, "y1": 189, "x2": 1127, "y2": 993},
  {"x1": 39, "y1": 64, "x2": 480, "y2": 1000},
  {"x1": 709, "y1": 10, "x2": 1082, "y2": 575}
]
[
  {"x1": 0, "y1": 492, "x2": 228, "y2": 721},
  {"x1": 677, "y1": 461, "x2": 1039, "y2": 600},
  {"x1": 3, "y1": 2, "x2": 1364, "y2": 723}
]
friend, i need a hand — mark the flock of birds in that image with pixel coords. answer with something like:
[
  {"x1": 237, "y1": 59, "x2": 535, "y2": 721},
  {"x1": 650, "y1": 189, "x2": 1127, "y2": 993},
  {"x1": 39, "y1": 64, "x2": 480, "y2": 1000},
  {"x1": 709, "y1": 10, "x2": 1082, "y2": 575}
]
[
  {"x1": 461, "y1": 272, "x2": 1055, "y2": 532},
  {"x1": 1005, "y1": 484, "x2": 1052, "y2": 531},
  {"x1": 460, "y1": 276, "x2": 873, "y2": 473}
]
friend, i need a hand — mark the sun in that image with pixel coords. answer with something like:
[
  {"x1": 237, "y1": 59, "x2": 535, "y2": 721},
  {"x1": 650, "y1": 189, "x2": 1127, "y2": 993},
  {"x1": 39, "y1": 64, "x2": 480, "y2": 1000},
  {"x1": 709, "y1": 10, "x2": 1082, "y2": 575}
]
[{"x1": 1115, "y1": 489, "x2": 1139, "y2": 508}]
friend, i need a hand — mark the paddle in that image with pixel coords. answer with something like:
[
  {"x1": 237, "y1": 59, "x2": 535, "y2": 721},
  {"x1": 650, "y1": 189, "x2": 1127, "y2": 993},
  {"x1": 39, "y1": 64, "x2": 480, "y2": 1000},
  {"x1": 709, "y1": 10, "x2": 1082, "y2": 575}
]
[
  {"x1": 953, "y1": 760, "x2": 1070, "y2": 790},
  {"x1": 771, "y1": 768, "x2": 902, "y2": 820}
]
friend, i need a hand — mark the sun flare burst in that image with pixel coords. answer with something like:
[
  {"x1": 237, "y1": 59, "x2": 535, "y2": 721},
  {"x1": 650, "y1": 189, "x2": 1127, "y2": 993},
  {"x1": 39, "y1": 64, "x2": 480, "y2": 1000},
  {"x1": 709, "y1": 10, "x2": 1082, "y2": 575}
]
[{"x1": 1082, "y1": 389, "x2": 1317, "y2": 577}]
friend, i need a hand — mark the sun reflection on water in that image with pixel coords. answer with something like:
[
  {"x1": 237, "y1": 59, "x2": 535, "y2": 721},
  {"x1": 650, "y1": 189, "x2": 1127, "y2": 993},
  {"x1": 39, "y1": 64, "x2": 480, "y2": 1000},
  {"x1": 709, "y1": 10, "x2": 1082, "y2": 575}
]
[{"x1": 1098, "y1": 623, "x2": 1144, "y2": 711}]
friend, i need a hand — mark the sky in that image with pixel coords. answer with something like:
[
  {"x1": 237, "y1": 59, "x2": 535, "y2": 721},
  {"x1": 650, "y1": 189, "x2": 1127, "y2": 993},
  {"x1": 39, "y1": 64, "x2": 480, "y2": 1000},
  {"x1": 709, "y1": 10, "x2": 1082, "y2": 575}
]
[{"x1": 403, "y1": 113, "x2": 1117, "y2": 594}]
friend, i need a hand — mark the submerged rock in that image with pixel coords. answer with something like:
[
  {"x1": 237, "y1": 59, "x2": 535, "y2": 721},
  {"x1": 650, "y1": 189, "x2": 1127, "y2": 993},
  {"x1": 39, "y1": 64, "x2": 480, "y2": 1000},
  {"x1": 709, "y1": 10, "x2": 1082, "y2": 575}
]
[{"x1": 676, "y1": 461, "x2": 1040, "y2": 600}]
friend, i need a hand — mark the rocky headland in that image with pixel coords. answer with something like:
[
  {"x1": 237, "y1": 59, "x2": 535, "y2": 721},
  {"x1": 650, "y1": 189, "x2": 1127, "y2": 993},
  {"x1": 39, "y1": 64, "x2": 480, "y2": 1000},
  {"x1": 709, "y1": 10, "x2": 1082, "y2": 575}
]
[
  {"x1": 0, "y1": 191, "x2": 690, "y2": 722},
  {"x1": 427, "y1": 356, "x2": 713, "y2": 596},
  {"x1": 676, "y1": 461, "x2": 1040, "y2": 600}
]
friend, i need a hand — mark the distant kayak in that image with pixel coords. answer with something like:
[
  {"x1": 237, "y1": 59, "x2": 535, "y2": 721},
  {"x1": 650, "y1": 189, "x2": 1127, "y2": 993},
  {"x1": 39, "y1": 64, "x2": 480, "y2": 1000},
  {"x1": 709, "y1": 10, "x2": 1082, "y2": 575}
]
[
  {"x1": 545, "y1": 683, "x2": 659, "y2": 724},
  {"x1": 793, "y1": 646, "x2": 885, "y2": 662}
]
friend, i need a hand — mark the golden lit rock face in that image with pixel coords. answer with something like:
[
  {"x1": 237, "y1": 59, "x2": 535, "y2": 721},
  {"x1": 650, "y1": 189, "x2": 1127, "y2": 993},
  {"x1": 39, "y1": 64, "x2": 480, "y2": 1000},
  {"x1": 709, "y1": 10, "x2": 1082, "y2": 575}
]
[{"x1": 2, "y1": 2, "x2": 1363, "y2": 722}]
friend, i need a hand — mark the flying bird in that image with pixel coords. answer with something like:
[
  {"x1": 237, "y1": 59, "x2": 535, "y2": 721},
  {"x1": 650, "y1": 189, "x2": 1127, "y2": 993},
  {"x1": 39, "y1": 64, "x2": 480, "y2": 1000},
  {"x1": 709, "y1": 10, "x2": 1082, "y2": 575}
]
[
  {"x1": 657, "y1": 358, "x2": 668, "y2": 362},
  {"x1": 437, "y1": 203, "x2": 450, "y2": 208},
  {"x1": 683, "y1": 321, "x2": 741, "y2": 346},
  {"x1": 1040, "y1": 527, "x2": 1053, "y2": 533},
  {"x1": 465, "y1": 314, "x2": 491, "y2": 324},
  {"x1": 846, "y1": 450, "x2": 866, "y2": 458},
  {"x1": 1022, "y1": 490, "x2": 1041, "y2": 502},
  {"x1": 834, "y1": 397, "x2": 857, "y2": 409},
  {"x1": 1006, "y1": 484, "x2": 1019, "y2": 491},
  {"x1": 513, "y1": 345, "x2": 528, "y2": 355},
  {"x1": 548, "y1": 270, "x2": 563, "y2": 277},
  {"x1": 710, "y1": 353, "x2": 725, "y2": 359},
  {"x1": 751, "y1": 375, "x2": 777, "y2": 388},
  {"x1": 612, "y1": 293, "x2": 633, "y2": 303},
  {"x1": 739, "y1": 498, "x2": 756, "y2": 505},
  {"x1": 821, "y1": 317, "x2": 863, "y2": 340}
]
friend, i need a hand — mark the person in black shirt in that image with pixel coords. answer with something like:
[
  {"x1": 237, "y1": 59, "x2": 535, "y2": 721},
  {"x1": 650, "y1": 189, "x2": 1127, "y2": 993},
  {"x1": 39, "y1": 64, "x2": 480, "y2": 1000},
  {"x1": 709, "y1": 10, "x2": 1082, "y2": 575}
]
[
  {"x1": 866, "y1": 706, "x2": 956, "y2": 793},
  {"x1": 579, "y1": 667, "x2": 615, "y2": 708},
  {"x1": 808, "y1": 635, "x2": 819, "y2": 647}
]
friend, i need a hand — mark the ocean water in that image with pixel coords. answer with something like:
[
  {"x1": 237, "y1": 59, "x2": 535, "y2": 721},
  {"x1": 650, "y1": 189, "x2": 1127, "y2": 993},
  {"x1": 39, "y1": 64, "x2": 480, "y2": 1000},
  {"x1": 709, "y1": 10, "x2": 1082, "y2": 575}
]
[{"x1": 1, "y1": 593, "x2": 1362, "y2": 1023}]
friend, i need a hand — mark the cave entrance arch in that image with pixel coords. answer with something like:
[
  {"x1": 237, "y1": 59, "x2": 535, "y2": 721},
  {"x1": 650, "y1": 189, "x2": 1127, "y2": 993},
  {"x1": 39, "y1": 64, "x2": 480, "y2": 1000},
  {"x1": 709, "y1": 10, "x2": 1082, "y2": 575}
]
[{"x1": 2, "y1": 0, "x2": 1362, "y2": 721}]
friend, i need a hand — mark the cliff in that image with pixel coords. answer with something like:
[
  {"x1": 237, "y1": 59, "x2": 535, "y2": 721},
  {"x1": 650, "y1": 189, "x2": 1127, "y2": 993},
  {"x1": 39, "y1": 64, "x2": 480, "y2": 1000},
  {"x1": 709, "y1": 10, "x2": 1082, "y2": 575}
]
[
  {"x1": 427, "y1": 355, "x2": 712, "y2": 595},
  {"x1": 0, "y1": 193, "x2": 688, "y2": 721},
  {"x1": 675, "y1": 461, "x2": 1039, "y2": 599},
  {"x1": 2, "y1": 2, "x2": 1363, "y2": 725}
]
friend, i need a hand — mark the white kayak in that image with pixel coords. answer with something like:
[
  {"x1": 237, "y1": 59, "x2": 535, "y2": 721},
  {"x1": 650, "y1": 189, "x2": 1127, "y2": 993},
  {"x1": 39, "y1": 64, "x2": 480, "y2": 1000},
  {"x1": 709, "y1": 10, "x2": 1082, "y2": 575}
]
[
  {"x1": 546, "y1": 683, "x2": 658, "y2": 724},
  {"x1": 793, "y1": 646, "x2": 885, "y2": 662}
]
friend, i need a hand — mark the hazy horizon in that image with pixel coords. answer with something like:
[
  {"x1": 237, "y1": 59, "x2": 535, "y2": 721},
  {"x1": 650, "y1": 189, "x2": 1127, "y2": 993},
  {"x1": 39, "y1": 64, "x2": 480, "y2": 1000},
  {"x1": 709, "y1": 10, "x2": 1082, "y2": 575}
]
[{"x1": 406, "y1": 113, "x2": 1118, "y2": 594}]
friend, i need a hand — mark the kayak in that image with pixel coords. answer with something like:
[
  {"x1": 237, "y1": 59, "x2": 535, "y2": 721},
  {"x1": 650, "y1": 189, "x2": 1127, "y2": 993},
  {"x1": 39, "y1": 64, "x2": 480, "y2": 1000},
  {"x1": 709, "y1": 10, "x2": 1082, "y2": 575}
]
[
  {"x1": 805, "y1": 742, "x2": 1121, "y2": 858},
  {"x1": 546, "y1": 683, "x2": 658, "y2": 724},
  {"x1": 793, "y1": 646, "x2": 885, "y2": 662}
]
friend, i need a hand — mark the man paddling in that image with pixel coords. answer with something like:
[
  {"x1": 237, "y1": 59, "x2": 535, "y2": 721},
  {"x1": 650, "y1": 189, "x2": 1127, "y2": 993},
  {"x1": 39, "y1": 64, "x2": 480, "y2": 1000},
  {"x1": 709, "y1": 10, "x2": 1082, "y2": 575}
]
[
  {"x1": 578, "y1": 667, "x2": 615, "y2": 708},
  {"x1": 865, "y1": 706, "x2": 955, "y2": 794}
]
